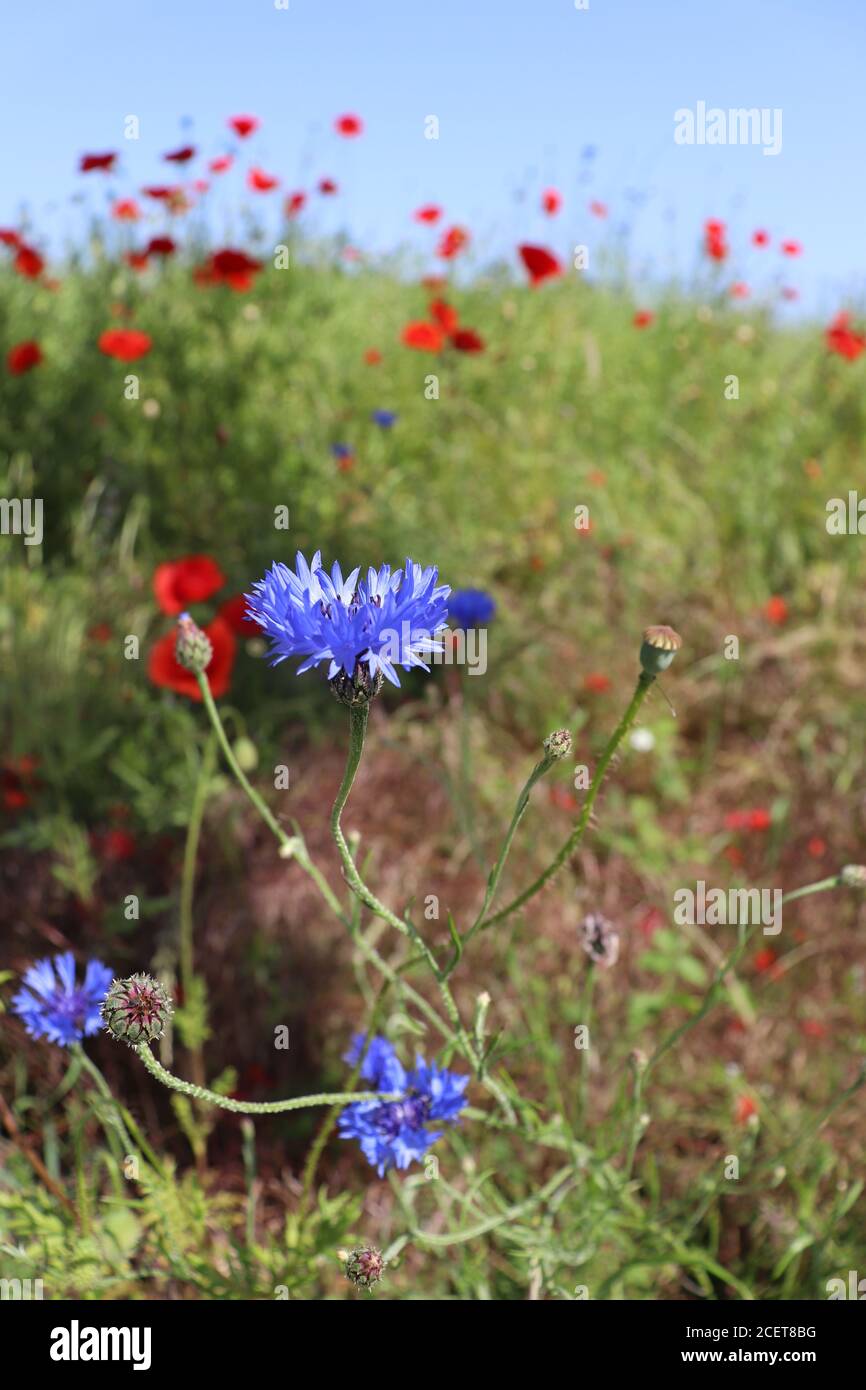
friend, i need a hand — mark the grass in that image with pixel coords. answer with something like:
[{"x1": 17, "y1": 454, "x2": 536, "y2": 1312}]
[{"x1": 1, "y1": 238, "x2": 864, "y2": 1299}]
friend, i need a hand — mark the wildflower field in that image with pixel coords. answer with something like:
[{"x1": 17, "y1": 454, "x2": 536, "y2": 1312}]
[{"x1": 1, "y1": 100, "x2": 865, "y2": 1311}]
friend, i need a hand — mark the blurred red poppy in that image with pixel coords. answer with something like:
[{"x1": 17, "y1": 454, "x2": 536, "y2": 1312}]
[
  {"x1": 542, "y1": 188, "x2": 562, "y2": 216},
  {"x1": 219, "y1": 594, "x2": 262, "y2": 636},
  {"x1": 437, "y1": 225, "x2": 470, "y2": 259},
  {"x1": 228, "y1": 114, "x2": 260, "y2": 138},
  {"x1": 781, "y1": 286, "x2": 799, "y2": 302},
  {"x1": 414, "y1": 204, "x2": 442, "y2": 224},
  {"x1": 7, "y1": 340, "x2": 43, "y2": 375},
  {"x1": 141, "y1": 185, "x2": 182, "y2": 201},
  {"x1": 518, "y1": 244, "x2": 562, "y2": 286},
  {"x1": 80, "y1": 152, "x2": 117, "y2": 173},
  {"x1": 729, "y1": 282, "x2": 750, "y2": 299},
  {"x1": 451, "y1": 328, "x2": 485, "y2": 353},
  {"x1": 92, "y1": 827, "x2": 137, "y2": 862},
  {"x1": 125, "y1": 251, "x2": 150, "y2": 271},
  {"x1": 195, "y1": 247, "x2": 263, "y2": 292},
  {"x1": 429, "y1": 299, "x2": 459, "y2": 334},
  {"x1": 401, "y1": 321, "x2": 444, "y2": 351},
  {"x1": 764, "y1": 595, "x2": 788, "y2": 625},
  {"x1": 734, "y1": 1096, "x2": 757, "y2": 1124},
  {"x1": 753, "y1": 948, "x2": 777, "y2": 974},
  {"x1": 164, "y1": 145, "x2": 196, "y2": 163},
  {"x1": 752, "y1": 229, "x2": 769, "y2": 247},
  {"x1": 98, "y1": 328, "x2": 152, "y2": 361},
  {"x1": 704, "y1": 219, "x2": 728, "y2": 261},
  {"x1": 14, "y1": 245, "x2": 44, "y2": 278},
  {"x1": 826, "y1": 311, "x2": 866, "y2": 361},
  {"x1": 248, "y1": 166, "x2": 279, "y2": 192},
  {"x1": 725, "y1": 808, "x2": 772, "y2": 832},
  {"x1": 153, "y1": 555, "x2": 226, "y2": 614},
  {"x1": 149, "y1": 617, "x2": 236, "y2": 701},
  {"x1": 584, "y1": 672, "x2": 611, "y2": 693},
  {"x1": 285, "y1": 191, "x2": 306, "y2": 217},
  {"x1": 335, "y1": 113, "x2": 363, "y2": 137},
  {"x1": 589, "y1": 200, "x2": 608, "y2": 218},
  {"x1": 633, "y1": 309, "x2": 654, "y2": 327},
  {"x1": 209, "y1": 155, "x2": 233, "y2": 174},
  {"x1": 318, "y1": 178, "x2": 338, "y2": 195},
  {"x1": 781, "y1": 239, "x2": 802, "y2": 256},
  {"x1": 112, "y1": 199, "x2": 140, "y2": 221},
  {"x1": 146, "y1": 236, "x2": 176, "y2": 256},
  {"x1": 0, "y1": 228, "x2": 21, "y2": 247},
  {"x1": 363, "y1": 347, "x2": 382, "y2": 365}
]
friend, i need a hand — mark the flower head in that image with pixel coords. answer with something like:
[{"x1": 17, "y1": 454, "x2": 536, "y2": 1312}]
[
  {"x1": 12, "y1": 952, "x2": 113, "y2": 1046},
  {"x1": 246, "y1": 551, "x2": 450, "y2": 697},
  {"x1": 639, "y1": 624, "x2": 682, "y2": 675},
  {"x1": 343, "y1": 1247, "x2": 385, "y2": 1288},
  {"x1": 338, "y1": 1034, "x2": 469, "y2": 1176},
  {"x1": 447, "y1": 588, "x2": 495, "y2": 628},
  {"x1": 101, "y1": 973, "x2": 173, "y2": 1046}
]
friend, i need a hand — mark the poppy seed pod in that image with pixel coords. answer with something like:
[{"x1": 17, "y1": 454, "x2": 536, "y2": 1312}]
[
  {"x1": 639, "y1": 625, "x2": 682, "y2": 676},
  {"x1": 101, "y1": 973, "x2": 173, "y2": 1046},
  {"x1": 175, "y1": 612, "x2": 213, "y2": 675}
]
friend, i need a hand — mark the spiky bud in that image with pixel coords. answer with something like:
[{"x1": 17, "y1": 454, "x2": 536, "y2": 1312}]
[
  {"x1": 175, "y1": 612, "x2": 212, "y2": 675},
  {"x1": 329, "y1": 662, "x2": 384, "y2": 708},
  {"x1": 101, "y1": 973, "x2": 173, "y2": 1046},
  {"x1": 639, "y1": 624, "x2": 682, "y2": 676},
  {"x1": 841, "y1": 864, "x2": 866, "y2": 889},
  {"x1": 343, "y1": 1246, "x2": 386, "y2": 1289},
  {"x1": 579, "y1": 912, "x2": 620, "y2": 969},
  {"x1": 544, "y1": 729, "x2": 573, "y2": 761}
]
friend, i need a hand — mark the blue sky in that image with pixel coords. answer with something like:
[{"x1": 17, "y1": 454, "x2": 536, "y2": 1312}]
[{"x1": 2, "y1": 0, "x2": 862, "y2": 315}]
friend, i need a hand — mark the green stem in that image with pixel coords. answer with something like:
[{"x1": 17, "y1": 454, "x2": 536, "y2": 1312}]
[
  {"x1": 179, "y1": 734, "x2": 214, "y2": 997},
  {"x1": 136, "y1": 1042, "x2": 389, "y2": 1114},
  {"x1": 330, "y1": 705, "x2": 470, "y2": 1054},
  {"x1": 576, "y1": 962, "x2": 596, "y2": 1128},
  {"x1": 458, "y1": 748, "x2": 559, "y2": 960},
  {"x1": 478, "y1": 672, "x2": 655, "y2": 932},
  {"x1": 195, "y1": 672, "x2": 346, "y2": 923}
]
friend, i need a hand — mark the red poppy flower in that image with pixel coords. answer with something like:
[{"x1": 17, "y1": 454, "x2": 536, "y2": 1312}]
[
  {"x1": 80, "y1": 152, "x2": 117, "y2": 173},
  {"x1": 209, "y1": 154, "x2": 234, "y2": 174},
  {"x1": 826, "y1": 311, "x2": 866, "y2": 361},
  {"x1": 92, "y1": 827, "x2": 137, "y2": 862},
  {"x1": 88, "y1": 622, "x2": 113, "y2": 643},
  {"x1": 195, "y1": 247, "x2": 263, "y2": 292},
  {"x1": 734, "y1": 1095, "x2": 757, "y2": 1124},
  {"x1": 7, "y1": 340, "x2": 43, "y2": 375},
  {"x1": 807, "y1": 837, "x2": 826, "y2": 858},
  {"x1": 164, "y1": 145, "x2": 196, "y2": 163},
  {"x1": 146, "y1": 236, "x2": 176, "y2": 257},
  {"x1": 589, "y1": 200, "x2": 608, "y2": 218},
  {"x1": 125, "y1": 251, "x2": 150, "y2": 271},
  {"x1": 414, "y1": 204, "x2": 442, "y2": 224},
  {"x1": 98, "y1": 328, "x2": 152, "y2": 362},
  {"x1": 111, "y1": 199, "x2": 139, "y2": 222},
  {"x1": 781, "y1": 239, "x2": 802, "y2": 256},
  {"x1": 437, "y1": 225, "x2": 470, "y2": 259},
  {"x1": 633, "y1": 309, "x2": 654, "y2": 328},
  {"x1": 149, "y1": 616, "x2": 236, "y2": 701},
  {"x1": 541, "y1": 188, "x2": 562, "y2": 216},
  {"x1": 153, "y1": 555, "x2": 226, "y2": 614},
  {"x1": 193, "y1": 179, "x2": 210, "y2": 195},
  {"x1": 219, "y1": 594, "x2": 262, "y2": 636},
  {"x1": 335, "y1": 113, "x2": 363, "y2": 137},
  {"x1": 228, "y1": 115, "x2": 260, "y2": 138},
  {"x1": 753, "y1": 948, "x2": 777, "y2": 974},
  {"x1": 518, "y1": 243, "x2": 562, "y2": 286},
  {"x1": 704, "y1": 219, "x2": 728, "y2": 261},
  {"x1": 141, "y1": 184, "x2": 183, "y2": 202},
  {"x1": 752, "y1": 229, "x2": 770, "y2": 247},
  {"x1": 729, "y1": 282, "x2": 750, "y2": 299},
  {"x1": 317, "y1": 178, "x2": 338, "y2": 195},
  {"x1": 584, "y1": 672, "x2": 611, "y2": 693},
  {"x1": 14, "y1": 245, "x2": 44, "y2": 279},
  {"x1": 764, "y1": 595, "x2": 788, "y2": 625},
  {"x1": 549, "y1": 786, "x2": 579, "y2": 813},
  {"x1": 285, "y1": 191, "x2": 306, "y2": 217},
  {"x1": 451, "y1": 328, "x2": 485, "y2": 353},
  {"x1": 401, "y1": 321, "x2": 444, "y2": 352},
  {"x1": 429, "y1": 298, "x2": 459, "y2": 334},
  {"x1": 363, "y1": 347, "x2": 382, "y2": 365},
  {"x1": 0, "y1": 228, "x2": 21, "y2": 247},
  {"x1": 638, "y1": 908, "x2": 664, "y2": 941},
  {"x1": 248, "y1": 166, "x2": 279, "y2": 192},
  {"x1": 800, "y1": 1019, "x2": 827, "y2": 1039}
]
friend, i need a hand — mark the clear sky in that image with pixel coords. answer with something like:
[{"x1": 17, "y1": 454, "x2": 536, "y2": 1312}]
[{"x1": 2, "y1": 0, "x2": 863, "y2": 315}]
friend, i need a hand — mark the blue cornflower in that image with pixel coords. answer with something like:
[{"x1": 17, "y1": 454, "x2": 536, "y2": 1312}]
[
  {"x1": 371, "y1": 409, "x2": 397, "y2": 429},
  {"x1": 330, "y1": 443, "x2": 353, "y2": 460},
  {"x1": 12, "y1": 952, "x2": 113, "y2": 1047},
  {"x1": 447, "y1": 588, "x2": 496, "y2": 629},
  {"x1": 338, "y1": 1034, "x2": 469, "y2": 1176},
  {"x1": 246, "y1": 551, "x2": 450, "y2": 697}
]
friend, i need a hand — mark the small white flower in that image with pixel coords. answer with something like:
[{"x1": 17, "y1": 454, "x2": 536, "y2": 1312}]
[{"x1": 629, "y1": 727, "x2": 655, "y2": 753}]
